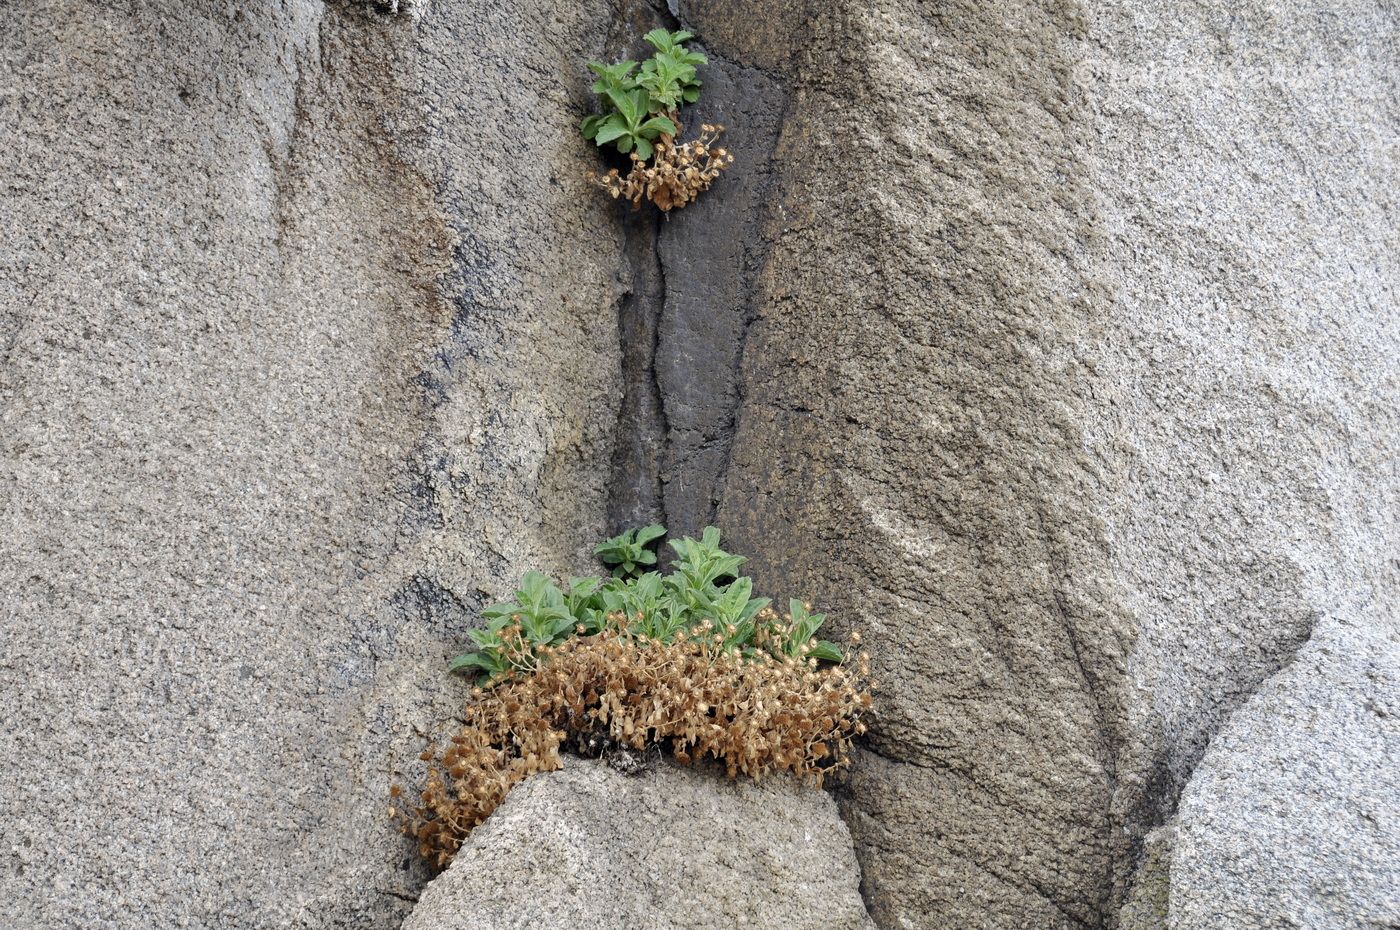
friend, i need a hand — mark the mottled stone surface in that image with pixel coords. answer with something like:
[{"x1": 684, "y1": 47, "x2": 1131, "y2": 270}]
[
  {"x1": 0, "y1": 2, "x2": 621, "y2": 927},
  {"x1": 1171, "y1": 617, "x2": 1400, "y2": 929},
  {"x1": 403, "y1": 760, "x2": 875, "y2": 930},
  {"x1": 685, "y1": 0, "x2": 1399, "y2": 927},
  {"x1": 1084, "y1": 0, "x2": 1400, "y2": 816},
  {"x1": 2, "y1": 0, "x2": 1396, "y2": 928}
]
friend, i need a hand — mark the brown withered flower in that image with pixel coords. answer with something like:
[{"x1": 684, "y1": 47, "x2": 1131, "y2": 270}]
[{"x1": 589, "y1": 122, "x2": 735, "y2": 212}]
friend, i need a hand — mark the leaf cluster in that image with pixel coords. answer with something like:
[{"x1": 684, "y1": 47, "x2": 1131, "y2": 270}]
[
  {"x1": 448, "y1": 527, "x2": 844, "y2": 688},
  {"x1": 580, "y1": 29, "x2": 706, "y2": 160},
  {"x1": 593, "y1": 522, "x2": 665, "y2": 576}
]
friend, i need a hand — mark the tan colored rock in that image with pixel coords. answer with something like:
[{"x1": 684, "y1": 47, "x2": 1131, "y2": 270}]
[
  {"x1": 1, "y1": 2, "x2": 622, "y2": 927},
  {"x1": 403, "y1": 760, "x2": 875, "y2": 930},
  {"x1": 3, "y1": 0, "x2": 1396, "y2": 927},
  {"x1": 686, "y1": 0, "x2": 1399, "y2": 926}
]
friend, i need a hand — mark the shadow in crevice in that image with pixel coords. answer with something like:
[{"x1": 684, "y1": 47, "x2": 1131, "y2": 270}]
[{"x1": 601, "y1": 0, "x2": 791, "y2": 544}]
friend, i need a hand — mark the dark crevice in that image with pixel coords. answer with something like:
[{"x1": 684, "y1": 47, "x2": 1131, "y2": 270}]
[
  {"x1": 607, "y1": 208, "x2": 668, "y2": 532},
  {"x1": 596, "y1": 6, "x2": 873, "y2": 929},
  {"x1": 603, "y1": 2, "x2": 789, "y2": 544}
]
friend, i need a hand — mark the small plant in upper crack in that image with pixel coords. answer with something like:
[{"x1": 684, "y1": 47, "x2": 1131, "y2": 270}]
[
  {"x1": 580, "y1": 29, "x2": 735, "y2": 211},
  {"x1": 594, "y1": 523, "x2": 666, "y2": 577}
]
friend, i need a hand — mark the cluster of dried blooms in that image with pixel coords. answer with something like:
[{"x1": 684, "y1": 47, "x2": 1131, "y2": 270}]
[
  {"x1": 590, "y1": 123, "x2": 735, "y2": 212},
  {"x1": 398, "y1": 613, "x2": 872, "y2": 868}
]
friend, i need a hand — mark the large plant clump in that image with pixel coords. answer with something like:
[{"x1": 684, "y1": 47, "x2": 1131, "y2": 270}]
[
  {"x1": 580, "y1": 29, "x2": 734, "y2": 211},
  {"x1": 399, "y1": 527, "x2": 872, "y2": 868}
]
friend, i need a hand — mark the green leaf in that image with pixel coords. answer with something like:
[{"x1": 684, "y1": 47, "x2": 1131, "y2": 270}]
[
  {"x1": 467, "y1": 628, "x2": 502, "y2": 649},
  {"x1": 742, "y1": 596, "x2": 771, "y2": 624},
  {"x1": 682, "y1": 86, "x2": 700, "y2": 103},
  {"x1": 588, "y1": 60, "x2": 639, "y2": 94},
  {"x1": 593, "y1": 118, "x2": 628, "y2": 145},
  {"x1": 635, "y1": 524, "x2": 666, "y2": 545},
  {"x1": 481, "y1": 601, "x2": 517, "y2": 622},
  {"x1": 608, "y1": 87, "x2": 648, "y2": 124},
  {"x1": 640, "y1": 116, "x2": 677, "y2": 137},
  {"x1": 808, "y1": 640, "x2": 844, "y2": 663},
  {"x1": 448, "y1": 652, "x2": 492, "y2": 673},
  {"x1": 643, "y1": 28, "x2": 673, "y2": 51},
  {"x1": 569, "y1": 577, "x2": 600, "y2": 599},
  {"x1": 643, "y1": 28, "x2": 694, "y2": 53}
]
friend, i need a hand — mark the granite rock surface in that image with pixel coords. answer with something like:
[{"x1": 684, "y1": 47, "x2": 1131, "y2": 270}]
[
  {"x1": 1171, "y1": 616, "x2": 1400, "y2": 929},
  {"x1": 402, "y1": 760, "x2": 876, "y2": 930},
  {"x1": 1, "y1": 1, "x2": 1396, "y2": 928}
]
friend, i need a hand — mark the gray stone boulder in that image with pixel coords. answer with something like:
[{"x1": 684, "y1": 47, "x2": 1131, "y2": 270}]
[
  {"x1": 402, "y1": 760, "x2": 875, "y2": 930},
  {"x1": 1170, "y1": 617, "x2": 1400, "y2": 929}
]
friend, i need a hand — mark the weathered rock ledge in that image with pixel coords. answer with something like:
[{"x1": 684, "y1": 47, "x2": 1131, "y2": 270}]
[{"x1": 402, "y1": 760, "x2": 875, "y2": 930}]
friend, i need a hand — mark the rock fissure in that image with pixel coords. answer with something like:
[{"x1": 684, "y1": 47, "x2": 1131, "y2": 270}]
[
  {"x1": 5, "y1": 2, "x2": 1396, "y2": 929},
  {"x1": 607, "y1": 209, "x2": 668, "y2": 531},
  {"x1": 604, "y1": 14, "x2": 789, "y2": 541}
]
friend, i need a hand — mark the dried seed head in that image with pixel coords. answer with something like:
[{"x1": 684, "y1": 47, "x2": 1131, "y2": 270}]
[{"x1": 401, "y1": 532, "x2": 872, "y2": 869}]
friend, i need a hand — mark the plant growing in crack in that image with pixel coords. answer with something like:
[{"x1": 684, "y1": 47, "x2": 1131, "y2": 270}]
[
  {"x1": 396, "y1": 526, "x2": 872, "y2": 868},
  {"x1": 581, "y1": 29, "x2": 734, "y2": 211}
]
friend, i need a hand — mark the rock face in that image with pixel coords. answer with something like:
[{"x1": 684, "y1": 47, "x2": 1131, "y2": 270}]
[
  {"x1": 682, "y1": 0, "x2": 1399, "y2": 927},
  {"x1": 402, "y1": 760, "x2": 875, "y2": 930},
  {"x1": 1171, "y1": 617, "x2": 1400, "y2": 929},
  {"x1": 1, "y1": 0, "x2": 1396, "y2": 928},
  {"x1": 1, "y1": 2, "x2": 622, "y2": 927}
]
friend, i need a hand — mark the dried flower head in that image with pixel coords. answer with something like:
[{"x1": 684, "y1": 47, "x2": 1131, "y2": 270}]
[
  {"x1": 401, "y1": 619, "x2": 870, "y2": 869},
  {"x1": 590, "y1": 123, "x2": 735, "y2": 212}
]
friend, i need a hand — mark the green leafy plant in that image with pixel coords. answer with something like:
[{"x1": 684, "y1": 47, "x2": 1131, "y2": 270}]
[
  {"x1": 593, "y1": 523, "x2": 666, "y2": 577},
  {"x1": 403, "y1": 526, "x2": 872, "y2": 866},
  {"x1": 581, "y1": 29, "x2": 733, "y2": 211},
  {"x1": 447, "y1": 526, "x2": 845, "y2": 688},
  {"x1": 581, "y1": 86, "x2": 676, "y2": 160},
  {"x1": 581, "y1": 30, "x2": 703, "y2": 156},
  {"x1": 637, "y1": 28, "x2": 705, "y2": 108}
]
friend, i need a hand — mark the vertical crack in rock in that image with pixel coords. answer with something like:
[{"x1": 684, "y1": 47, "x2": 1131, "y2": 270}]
[
  {"x1": 653, "y1": 57, "x2": 786, "y2": 538},
  {"x1": 607, "y1": 210, "x2": 668, "y2": 531},
  {"x1": 603, "y1": 0, "x2": 789, "y2": 541}
]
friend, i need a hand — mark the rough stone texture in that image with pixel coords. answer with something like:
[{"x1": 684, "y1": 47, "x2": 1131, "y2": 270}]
[
  {"x1": 1170, "y1": 616, "x2": 1400, "y2": 929},
  {"x1": 0, "y1": 2, "x2": 622, "y2": 927},
  {"x1": 402, "y1": 760, "x2": 876, "y2": 930},
  {"x1": 696, "y1": 4, "x2": 1133, "y2": 926},
  {"x1": 1083, "y1": 0, "x2": 1400, "y2": 817},
  {"x1": 1085, "y1": 5, "x2": 1400, "y2": 924},
  {"x1": 1117, "y1": 824, "x2": 1173, "y2": 930},
  {"x1": 605, "y1": 10, "x2": 789, "y2": 542},
  {"x1": 3, "y1": 0, "x2": 1397, "y2": 928},
  {"x1": 684, "y1": 0, "x2": 1400, "y2": 927},
  {"x1": 652, "y1": 57, "x2": 787, "y2": 538}
]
